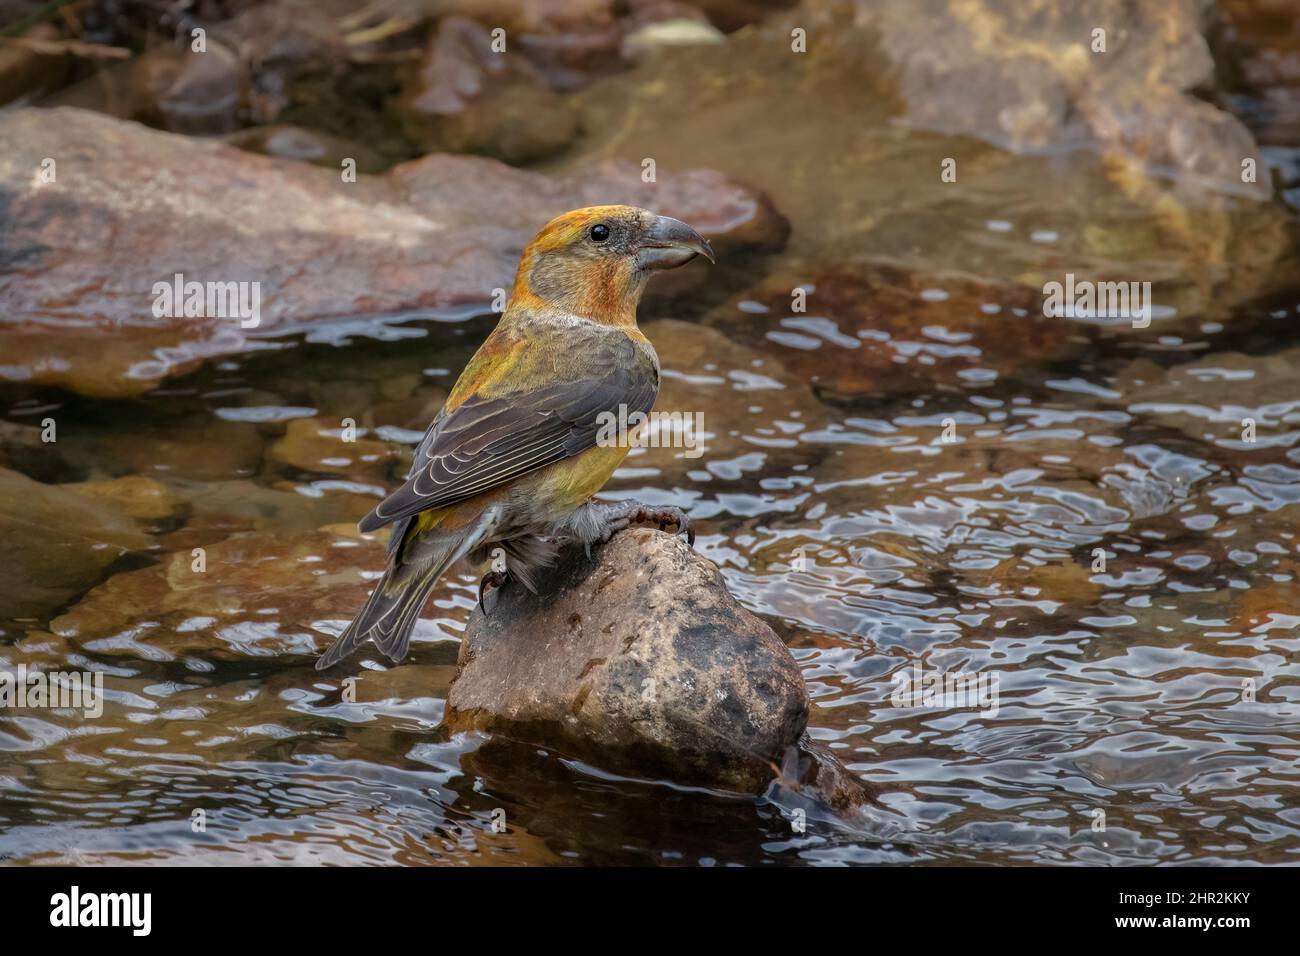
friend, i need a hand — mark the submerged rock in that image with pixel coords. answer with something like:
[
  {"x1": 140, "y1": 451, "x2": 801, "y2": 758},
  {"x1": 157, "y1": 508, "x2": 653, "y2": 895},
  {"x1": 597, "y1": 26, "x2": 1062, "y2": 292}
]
[
  {"x1": 445, "y1": 528, "x2": 812, "y2": 793},
  {"x1": 266, "y1": 416, "x2": 404, "y2": 483},
  {"x1": 49, "y1": 528, "x2": 398, "y2": 662},
  {"x1": 63, "y1": 475, "x2": 189, "y2": 523},
  {"x1": 702, "y1": 262, "x2": 1075, "y2": 398},
  {"x1": 1117, "y1": 346, "x2": 1300, "y2": 449},
  {"x1": 0, "y1": 107, "x2": 783, "y2": 398},
  {"x1": 0, "y1": 467, "x2": 153, "y2": 620}
]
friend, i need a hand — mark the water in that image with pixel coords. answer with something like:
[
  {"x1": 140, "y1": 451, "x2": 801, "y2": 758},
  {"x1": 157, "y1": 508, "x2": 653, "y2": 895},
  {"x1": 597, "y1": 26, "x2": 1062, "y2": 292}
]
[
  {"x1": 2, "y1": 272, "x2": 1298, "y2": 865},
  {"x1": 3, "y1": 0, "x2": 1300, "y2": 866}
]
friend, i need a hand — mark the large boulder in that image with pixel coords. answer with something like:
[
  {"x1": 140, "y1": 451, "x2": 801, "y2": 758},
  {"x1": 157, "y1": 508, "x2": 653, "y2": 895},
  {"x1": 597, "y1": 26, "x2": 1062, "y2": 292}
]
[
  {"x1": 445, "y1": 527, "x2": 870, "y2": 799},
  {"x1": 0, "y1": 107, "x2": 785, "y2": 398}
]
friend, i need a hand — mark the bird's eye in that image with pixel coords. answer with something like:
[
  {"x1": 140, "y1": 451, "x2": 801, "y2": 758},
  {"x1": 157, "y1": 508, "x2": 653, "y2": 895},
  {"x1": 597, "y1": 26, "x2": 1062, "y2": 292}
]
[{"x1": 589, "y1": 223, "x2": 610, "y2": 243}]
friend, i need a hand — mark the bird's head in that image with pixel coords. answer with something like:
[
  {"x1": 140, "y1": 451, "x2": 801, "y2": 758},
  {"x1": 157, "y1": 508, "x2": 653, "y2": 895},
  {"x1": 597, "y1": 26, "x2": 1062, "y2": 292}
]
[{"x1": 508, "y1": 205, "x2": 714, "y2": 324}]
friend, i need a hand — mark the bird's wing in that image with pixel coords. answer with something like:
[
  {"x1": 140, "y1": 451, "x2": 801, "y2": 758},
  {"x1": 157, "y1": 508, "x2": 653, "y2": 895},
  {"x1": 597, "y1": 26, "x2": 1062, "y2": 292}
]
[{"x1": 359, "y1": 328, "x2": 658, "y2": 532}]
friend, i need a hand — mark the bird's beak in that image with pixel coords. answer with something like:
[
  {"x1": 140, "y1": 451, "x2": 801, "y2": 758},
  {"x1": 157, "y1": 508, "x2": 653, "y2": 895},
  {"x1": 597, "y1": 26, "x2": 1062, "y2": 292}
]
[{"x1": 636, "y1": 216, "x2": 716, "y2": 271}]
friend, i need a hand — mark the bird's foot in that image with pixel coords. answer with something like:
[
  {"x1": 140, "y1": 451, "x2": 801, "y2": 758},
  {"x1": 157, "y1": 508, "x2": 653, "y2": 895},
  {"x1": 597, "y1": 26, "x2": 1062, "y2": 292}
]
[
  {"x1": 477, "y1": 569, "x2": 509, "y2": 614},
  {"x1": 595, "y1": 501, "x2": 695, "y2": 548}
]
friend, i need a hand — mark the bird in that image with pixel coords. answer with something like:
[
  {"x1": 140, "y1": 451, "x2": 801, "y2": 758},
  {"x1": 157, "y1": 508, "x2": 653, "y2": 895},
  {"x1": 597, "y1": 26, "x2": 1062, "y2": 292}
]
[{"x1": 316, "y1": 205, "x2": 714, "y2": 670}]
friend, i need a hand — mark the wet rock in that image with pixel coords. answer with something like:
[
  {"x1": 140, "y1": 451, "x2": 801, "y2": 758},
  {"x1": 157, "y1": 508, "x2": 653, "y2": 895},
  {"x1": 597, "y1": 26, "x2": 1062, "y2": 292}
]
[
  {"x1": 64, "y1": 475, "x2": 188, "y2": 523},
  {"x1": 58, "y1": 415, "x2": 265, "y2": 481},
  {"x1": 135, "y1": 43, "x2": 244, "y2": 136},
  {"x1": 702, "y1": 262, "x2": 1077, "y2": 399},
  {"x1": 443, "y1": 0, "x2": 713, "y2": 88},
  {"x1": 0, "y1": 418, "x2": 64, "y2": 480},
  {"x1": 266, "y1": 416, "x2": 404, "y2": 482},
  {"x1": 223, "y1": 125, "x2": 388, "y2": 174},
  {"x1": 0, "y1": 106, "x2": 784, "y2": 398},
  {"x1": 444, "y1": 528, "x2": 810, "y2": 794},
  {"x1": 769, "y1": 733, "x2": 880, "y2": 815},
  {"x1": 398, "y1": 16, "x2": 579, "y2": 164},
  {"x1": 621, "y1": 18, "x2": 726, "y2": 59},
  {"x1": 49, "y1": 528, "x2": 401, "y2": 662},
  {"x1": 564, "y1": 8, "x2": 1294, "y2": 327},
  {"x1": 0, "y1": 24, "x2": 69, "y2": 105},
  {"x1": 1117, "y1": 347, "x2": 1300, "y2": 448},
  {"x1": 176, "y1": 478, "x2": 375, "y2": 533},
  {"x1": 0, "y1": 467, "x2": 153, "y2": 620},
  {"x1": 46, "y1": 3, "x2": 386, "y2": 137}
]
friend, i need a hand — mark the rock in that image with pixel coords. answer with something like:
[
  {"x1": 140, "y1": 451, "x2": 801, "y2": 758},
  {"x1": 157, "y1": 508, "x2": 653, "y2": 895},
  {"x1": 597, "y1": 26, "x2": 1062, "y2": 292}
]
[
  {"x1": 266, "y1": 416, "x2": 404, "y2": 482},
  {"x1": 0, "y1": 24, "x2": 69, "y2": 105},
  {"x1": 223, "y1": 125, "x2": 388, "y2": 174},
  {"x1": 444, "y1": 528, "x2": 810, "y2": 793},
  {"x1": 702, "y1": 262, "x2": 1076, "y2": 398},
  {"x1": 136, "y1": 43, "x2": 243, "y2": 136},
  {"x1": 0, "y1": 466, "x2": 153, "y2": 620},
  {"x1": 48, "y1": 528, "x2": 414, "y2": 662},
  {"x1": 0, "y1": 106, "x2": 784, "y2": 398},
  {"x1": 768, "y1": 733, "x2": 880, "y2": 815},
  {"x1": 175, "y1": 478, "x2": 376, "y2": 533},
  {"x1": 57, "y1": 414, "x2": 265, "y2": 481},
  {"x1": 622, "y1": 18, "x2": 726, "y2": 59},
  {"x1": 63, "y1": 475, "x2": 188, "y2": 522},
  {"x1": 441, "y1": 0, "x2": 714, "y2": 88},
  {"x1": 398, "y1": 16, "x2": 580, "y2": 164},
  {"x1": 810, "y1": 0, "x2": 1263, "y2": 194},
  {"x1": 0, "y1": 418, "x2": 64, "y2": 480},
  {"x1": 1117, "y1": 346, "x2": 1300, "y2": 451},
  {"x1": 563, "y1": 5, "x2": 1295, "y2": 327}
]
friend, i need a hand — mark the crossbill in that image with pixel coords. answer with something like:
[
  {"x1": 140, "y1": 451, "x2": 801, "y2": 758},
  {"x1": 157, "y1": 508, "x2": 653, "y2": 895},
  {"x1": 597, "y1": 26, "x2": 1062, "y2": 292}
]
[{"x1": 317, "y1": 205, "x2": 714, "y2": 669}]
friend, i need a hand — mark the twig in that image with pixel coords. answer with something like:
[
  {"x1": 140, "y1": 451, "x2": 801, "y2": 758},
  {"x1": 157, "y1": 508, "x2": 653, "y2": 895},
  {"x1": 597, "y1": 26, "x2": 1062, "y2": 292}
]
[{"x1": 0, "y1": 35, "x2": 130, "y2": 58}]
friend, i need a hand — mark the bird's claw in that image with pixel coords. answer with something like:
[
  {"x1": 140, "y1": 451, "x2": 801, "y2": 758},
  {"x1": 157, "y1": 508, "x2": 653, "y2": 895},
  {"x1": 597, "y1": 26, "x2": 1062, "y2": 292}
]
[
  {"x1": 631, "y1": 506, "x2": 695, "y2": 547},
  {"x1": 477, "y1": 569, "x2": 509, "y2": 614}
]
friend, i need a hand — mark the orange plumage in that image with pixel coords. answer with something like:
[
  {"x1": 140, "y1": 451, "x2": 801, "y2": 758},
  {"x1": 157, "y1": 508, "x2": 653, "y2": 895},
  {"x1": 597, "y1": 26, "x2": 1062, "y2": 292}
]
[{"x1": 317, "y1": 205, "x2": 713, "y2": 669}]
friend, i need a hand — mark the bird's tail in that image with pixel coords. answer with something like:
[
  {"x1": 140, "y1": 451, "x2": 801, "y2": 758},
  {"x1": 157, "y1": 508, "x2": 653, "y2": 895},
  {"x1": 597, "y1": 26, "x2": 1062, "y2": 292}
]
[{"x1": 315, "y1": 515, "x2": 490, "y2": 670}]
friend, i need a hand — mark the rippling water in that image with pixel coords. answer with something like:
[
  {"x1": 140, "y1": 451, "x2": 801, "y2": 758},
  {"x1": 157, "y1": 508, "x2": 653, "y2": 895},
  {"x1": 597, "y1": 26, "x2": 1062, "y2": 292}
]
[
  {"x1": 3, "y1": 269, "x2": 1299, "y2": 864},
  {"x1": 5, "y1": 0, "x2": 1300, "y2": 867}
]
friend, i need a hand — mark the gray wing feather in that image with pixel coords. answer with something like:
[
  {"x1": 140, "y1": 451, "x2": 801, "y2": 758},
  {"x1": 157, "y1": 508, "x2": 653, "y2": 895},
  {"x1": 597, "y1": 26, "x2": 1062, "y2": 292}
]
[{"x1": 361, "y1": 334, "x2": 657, "y2": 533}]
